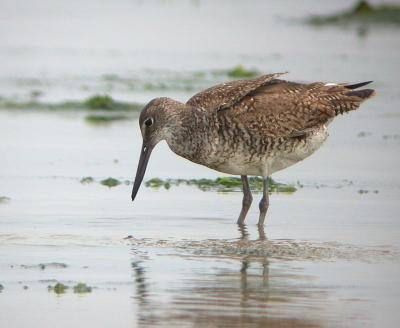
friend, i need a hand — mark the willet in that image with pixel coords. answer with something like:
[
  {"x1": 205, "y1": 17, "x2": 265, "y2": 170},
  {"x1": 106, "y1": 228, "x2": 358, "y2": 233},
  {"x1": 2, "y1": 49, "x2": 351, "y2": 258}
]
[{"x1": 131, "y1": 72, "x2": 375, "y2": 225}]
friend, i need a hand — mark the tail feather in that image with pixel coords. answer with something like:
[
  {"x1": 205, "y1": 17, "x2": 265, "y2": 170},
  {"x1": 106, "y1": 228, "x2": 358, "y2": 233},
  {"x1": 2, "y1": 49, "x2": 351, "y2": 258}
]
[
  {"x1": 328, "y1": 85, "x2": 375, "y2": 115},
  {"x1": 346, "y1": 88, "x2": 376, "y2": 100},
  {"x1": 345, "y1": 81, "x2": 373, "y2": 90}
]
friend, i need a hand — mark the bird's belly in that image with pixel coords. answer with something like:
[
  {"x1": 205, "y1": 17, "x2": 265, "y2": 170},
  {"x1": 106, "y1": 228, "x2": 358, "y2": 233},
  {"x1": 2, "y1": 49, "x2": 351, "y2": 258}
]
[
  {"x1": 266, "y1": 128, "x2": 328, "y2": 175},
  {"x1": 213, "y1": 157, "x2": 263, "y2": 176},
  {"x1": 208, "y1": 127, "x2": 328, "y2": 176}
]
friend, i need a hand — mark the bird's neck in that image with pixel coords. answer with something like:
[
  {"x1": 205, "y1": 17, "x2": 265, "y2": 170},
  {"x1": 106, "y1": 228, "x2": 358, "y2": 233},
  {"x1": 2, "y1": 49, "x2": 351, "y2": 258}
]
[{"x1": 164, "y1": 105, "x2": 208, "y2": 161}]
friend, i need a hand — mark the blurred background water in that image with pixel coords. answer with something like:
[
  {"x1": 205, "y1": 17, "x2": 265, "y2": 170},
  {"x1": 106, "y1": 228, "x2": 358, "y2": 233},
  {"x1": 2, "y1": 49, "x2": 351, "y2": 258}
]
[{"x1": 0, "y1": 1, "x2": 400, "y2": 327}]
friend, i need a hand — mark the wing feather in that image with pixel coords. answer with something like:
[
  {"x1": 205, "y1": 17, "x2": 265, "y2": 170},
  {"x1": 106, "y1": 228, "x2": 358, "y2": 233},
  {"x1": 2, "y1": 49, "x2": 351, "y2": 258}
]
[
  {"x1": 187, "y1": 74, "x2": 375, "y2": 139},
  {"x1": 224, "y1": 80, "x2": 375, "y2": 138},
  {"x1": 186, "y1": 72, "x2": 287, "y2": 111}
]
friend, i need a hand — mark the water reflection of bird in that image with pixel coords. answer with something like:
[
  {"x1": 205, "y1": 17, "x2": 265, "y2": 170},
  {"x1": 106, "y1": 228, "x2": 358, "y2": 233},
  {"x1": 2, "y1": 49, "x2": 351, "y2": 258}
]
[
  {"x1": 130, "y1": 226, "x2": 322, "y2": 327},
  {"x1": 131, "y1": 73, "x2": 375, "y2": 225}
]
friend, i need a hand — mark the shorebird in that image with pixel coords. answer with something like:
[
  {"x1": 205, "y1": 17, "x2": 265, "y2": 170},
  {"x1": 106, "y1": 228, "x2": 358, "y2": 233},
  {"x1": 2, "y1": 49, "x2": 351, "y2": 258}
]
[{"x1": 131, "y1": 72, "x2": 375, "y2": 225}]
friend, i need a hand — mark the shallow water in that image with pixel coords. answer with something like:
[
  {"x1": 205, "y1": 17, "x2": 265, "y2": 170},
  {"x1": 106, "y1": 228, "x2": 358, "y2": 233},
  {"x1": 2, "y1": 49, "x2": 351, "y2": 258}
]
[{"x1": 1, "y1": 0, "x2": 400, "y2": 327}]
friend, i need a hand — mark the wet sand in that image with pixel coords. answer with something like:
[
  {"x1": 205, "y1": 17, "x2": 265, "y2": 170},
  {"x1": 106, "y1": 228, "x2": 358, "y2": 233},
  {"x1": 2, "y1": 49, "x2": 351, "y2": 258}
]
[{"x1": 1, "y1": 0, "x2": 400, "y2": 327}]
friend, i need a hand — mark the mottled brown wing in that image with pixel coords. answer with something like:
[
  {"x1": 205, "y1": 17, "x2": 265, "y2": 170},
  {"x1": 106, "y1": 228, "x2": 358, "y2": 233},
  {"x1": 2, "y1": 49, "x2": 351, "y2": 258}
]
[
  {"x1": 186, "y1": 72, "x2": 287, "y2": 111},
  {"x1": 224, "y1": 80, "x2": 375, "y2": 138}
]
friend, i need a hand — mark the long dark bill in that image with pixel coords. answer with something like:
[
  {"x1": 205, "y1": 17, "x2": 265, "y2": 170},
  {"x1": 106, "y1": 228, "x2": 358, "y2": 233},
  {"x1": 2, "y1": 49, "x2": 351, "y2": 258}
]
[{"x1": 131, "y1": 143, "x2": 153, "y2": 201}]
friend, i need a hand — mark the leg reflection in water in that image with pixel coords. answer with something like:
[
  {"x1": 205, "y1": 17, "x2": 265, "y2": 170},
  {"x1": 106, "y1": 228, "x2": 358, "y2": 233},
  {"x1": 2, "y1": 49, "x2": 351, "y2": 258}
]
[
  {"x1": 130, "y1": 225, "x2": 322, "y2": 327},
  {"x1": 238, "y1": 223, "x2": 266, "y2": 241},
  {"x1": 131, "y1": 260, "x2": 148, "y2": 305},
  {"x1": 238, "y1": 223, "x2": 269, "y2": 299}
]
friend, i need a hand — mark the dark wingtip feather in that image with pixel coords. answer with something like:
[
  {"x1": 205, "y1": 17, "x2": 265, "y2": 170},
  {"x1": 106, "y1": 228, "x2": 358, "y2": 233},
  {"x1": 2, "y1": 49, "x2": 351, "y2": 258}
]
[
  {"x1": 345, "y1": 81, "x2": 373, "y2": 90},
  {"x1": 347, "y1": 88, "x2": 376, "y2": 99}
]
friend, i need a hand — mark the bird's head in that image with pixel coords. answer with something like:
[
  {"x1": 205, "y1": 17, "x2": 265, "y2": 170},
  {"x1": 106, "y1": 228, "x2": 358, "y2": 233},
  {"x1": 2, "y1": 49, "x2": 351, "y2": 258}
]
[{"x1": 131, "y1": 97, "x2": 185, "y2": 201}]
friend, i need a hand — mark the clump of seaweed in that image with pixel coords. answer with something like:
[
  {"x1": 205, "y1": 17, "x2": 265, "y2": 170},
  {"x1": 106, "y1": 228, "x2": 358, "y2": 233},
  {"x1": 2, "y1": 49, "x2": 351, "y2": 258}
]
[
  {"x1": 80, "y1": 176, "x2": 94, "y2": 184},
  {"x1": 307, "y1": 1, "x2": 400, "y2": 27},
  {"x1": 145, "y1": 176, "x2": 296, "y2": 193},
  {"x1": 48, "y1": 282, "x2": 93, "y2": 294},
  {"x1": 48, "y1": 282, "x2": 68, "y2": 294},
  {"x1": 73, "y1": 282, "x2": 92, "y2": 294},
  {"x1": 227, "y1": 65, "x2": 259, "y2": 78},
  {"x1": 0, "y1": 196, "x2": 11, "y2": 203},
  {"x1": 84, "y1": 95, "x2": 114, "y2": 109},
  {"x1": 100, "y1": 177, "x2": 121, "y2": 188},
  {"x1": 145, "y1": 177, "x2": 164, "y2": 188},
  {"x1": 84, "y1": 95, "x2": 140, "y2": 111}
]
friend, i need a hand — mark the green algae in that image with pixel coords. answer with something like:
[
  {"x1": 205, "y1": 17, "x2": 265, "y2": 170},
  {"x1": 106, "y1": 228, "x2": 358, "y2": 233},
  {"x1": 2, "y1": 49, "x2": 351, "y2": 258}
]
[
  {"x1": 73, "y1": 282, "x2": 92, "y2": 294},
  {"x1": 358, "y1": 189, "x2": 379, "y2": 194},
  {"x1": 30, "y1": 90, "x2": 43, "y2": 100},
  {"x1": 81, "y1": 177, "x2": 128, "y2": 187},
  {"x1": 145, "y1": 177, "x2": 296, "y2": 193},
  {"x1": 85, "y1": 114, "x2": 131, "y2": 124},
  {"x1": 101, "y1": 73, "x2": 120, "y2": 82},
  {"x1": 227, "y1": 65, "x2": 259, "y2": 78},
  {"x1": 145, "y1": 177, "x2": 164, "y2": 188},
  {"x1": 0, "y1": 196, "x2": 11, "y2": 203},
  {"x1": 48, "y1": 282, "x2": 92, "y2": 294},
  {"x1": 307, "y1": 1, "x2": 400, "y2": 27},
  {"x1": 100, "y1": 177, "x2": 121, "y2": 188},
  {"x1": 80, "y1": 176, "x2": 94, "y2": 184},
  {"x1": 84, "y1": 95, "x2": 114, "y2": 109},
  {"x1": 84, "y1": 95, "x2": 141, "y2": 111},
  {"x1": 383, "y1": 134, "x2": 400, "y2": 140},
  {"x1": 102, "y1": 72, "x2": 204, "y2": 92},
  {"x1": 21, "y1": 262, "x2": 67, "y2": 270},
  {"x1": 0, "y1": 96, "x2": 143, "y2": 111},
  {"x1": 193, "y1": 71, "x2": 206, "y2": 79},
  {"x1": 48, "y1": 282, "x2": 68, "y2": 294},
  {"x1": 144, "y1": 82, "x2": 168, "y2": 91},
  {"x1": 0, "y1": 100, "x2": 85, "y2": 110},
  {"x1": 357, "y1": 131, "x2": 372, "y2": 137}
]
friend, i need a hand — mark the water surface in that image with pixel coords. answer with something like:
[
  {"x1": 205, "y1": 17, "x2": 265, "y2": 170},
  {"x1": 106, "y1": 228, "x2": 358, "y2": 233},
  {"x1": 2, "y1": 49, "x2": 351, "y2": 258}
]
[{"x1": 1, "y1": 1, "x2": 400, "y2": 327}]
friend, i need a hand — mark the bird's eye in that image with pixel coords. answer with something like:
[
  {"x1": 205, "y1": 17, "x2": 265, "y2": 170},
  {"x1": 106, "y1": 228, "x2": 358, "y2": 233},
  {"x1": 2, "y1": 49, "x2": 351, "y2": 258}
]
[{"x1": 144, "y1": 118, "x2": 153, "y2": 127}]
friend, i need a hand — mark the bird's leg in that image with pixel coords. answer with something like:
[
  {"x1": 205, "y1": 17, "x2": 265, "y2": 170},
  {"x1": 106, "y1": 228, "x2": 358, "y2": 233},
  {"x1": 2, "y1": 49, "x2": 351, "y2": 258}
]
[
  {"x1": 258, "y1": 177, "x2": 270, "y2": 226},
  {"x1": 237, "y1": 175, "x2": 253, "y2": 225}
]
